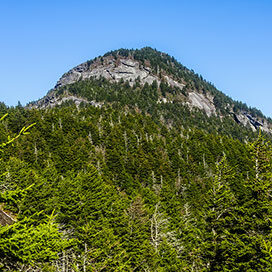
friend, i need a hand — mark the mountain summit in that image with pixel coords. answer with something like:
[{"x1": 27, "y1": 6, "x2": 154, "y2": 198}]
[
  {"x1": 30, "y1": 47, "x2": 272, "y2": 134},
  {"x1": 55, "y1": 47, "x2": 187, "y2": 91}
]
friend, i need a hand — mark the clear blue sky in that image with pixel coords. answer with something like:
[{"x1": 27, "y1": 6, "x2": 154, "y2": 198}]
[{"x1": 1, "y1": 0, "x2": 272, "y2": 116}]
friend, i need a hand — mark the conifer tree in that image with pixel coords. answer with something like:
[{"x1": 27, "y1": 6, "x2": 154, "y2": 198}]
[
  {"x1": 231, "y1": 133, "x2": 272, "y2": 271},
  {"x1": 0, "y1": 115, "x2": 69, "y2": 271},
  {"x1": 201, "y1": 156, "x2": 237, "y2": 271}
]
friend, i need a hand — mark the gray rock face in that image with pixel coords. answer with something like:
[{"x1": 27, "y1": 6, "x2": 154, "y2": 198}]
[
  {"x1": 0, "y1": 210, "x2": 15, "y2": 226},
  {"x1": 234, "y1": 112, "x2": 271, "y2": 132},
  {"x1": 55, "y1": 57, "x2": 185, "y2": 90},
  {"x1": 28, "y1": 91, "x2": 102, "y2": 109},
  {"x1": 188, "y1": 92, "x2": 216, "y2": 117}
]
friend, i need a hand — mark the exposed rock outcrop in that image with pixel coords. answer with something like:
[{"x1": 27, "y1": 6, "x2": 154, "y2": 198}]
[
  {"x1": 28, "y1": 91, "x2": 102, "y2": 109},
  {"x1": 187, "y1": 92, "x2": 216, "y2": 117},
  {"x1": 55, "y1": 57, "x2": 185, "y2": 90},
  {"x1": 0, "y1": 209, "x2": 15, "y2": 226},
  {"x1": 233, "y1": 112, "x2": 270, "y2": 132}
]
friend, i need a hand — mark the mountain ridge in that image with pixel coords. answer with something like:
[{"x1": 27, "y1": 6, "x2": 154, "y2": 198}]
[{"x1": 28, "y1": 47, "x2": 272, "y2": 133}]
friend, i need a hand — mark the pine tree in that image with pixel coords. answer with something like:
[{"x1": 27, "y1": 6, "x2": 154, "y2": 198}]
[
  {"x1": 201, "y1": 156, "x2": 237, "y2": 271},
  {"x1": 0, "y1": 115, "x2": 69, "y2": 271},
  {"x1": 231, "y1": 133, "x2": 272, "y2": 271}
]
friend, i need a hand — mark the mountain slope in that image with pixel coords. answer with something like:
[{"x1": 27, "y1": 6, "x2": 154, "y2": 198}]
[
  {"x1": 30, "y1": 47, "x2": 272, "y2": 134},
  {"x1": 2, "y1": 48, "x2": 272, "y2": 271}
]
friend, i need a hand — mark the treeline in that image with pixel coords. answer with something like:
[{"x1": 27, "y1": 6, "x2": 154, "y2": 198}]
[{"x1": 52, "y1": 77, "x2": 260, "y2": 141}]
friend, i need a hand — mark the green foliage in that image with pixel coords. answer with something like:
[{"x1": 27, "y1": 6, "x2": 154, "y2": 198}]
[
  {"x1": 0, "y1": 213, "x2": 70, "y2": 270},
  {"x1": 0, "y1": 75, "x2": 271, "y2": 270},
  {"x1": 201, "y1": 156, "x2": 237, "y2": 270},
  {"x1": 0, "y1": 115, "x2": 69, "y2": 271},
  {"x1": 0, "y1": 113, "x2": 36, "y2": 150}
]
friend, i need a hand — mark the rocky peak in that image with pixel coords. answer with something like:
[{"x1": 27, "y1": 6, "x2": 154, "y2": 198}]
[
  {"x1": 30, "y1": 47, "x2": 272, "y2": 134},
  {"x1": 55, "y1": 52, "x2": 185, "y2": 91}
]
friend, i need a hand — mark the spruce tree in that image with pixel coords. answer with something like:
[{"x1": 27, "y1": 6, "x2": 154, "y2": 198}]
[
  {"x1": 231, "y1": 133, "x2": 272, "y2": 271},
  {"x1": 201, "y1": 156, "x2": 237, "y2": 271}
]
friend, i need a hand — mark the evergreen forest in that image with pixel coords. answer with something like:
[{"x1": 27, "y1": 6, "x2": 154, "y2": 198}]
[{"x1": 1, "y1": 48, "x2": 272, "y2": 271}]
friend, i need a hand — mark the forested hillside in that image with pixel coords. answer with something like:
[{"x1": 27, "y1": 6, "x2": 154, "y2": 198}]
[{"x1": 1, "y1": 48, "x2": 272, "y2": 271}]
